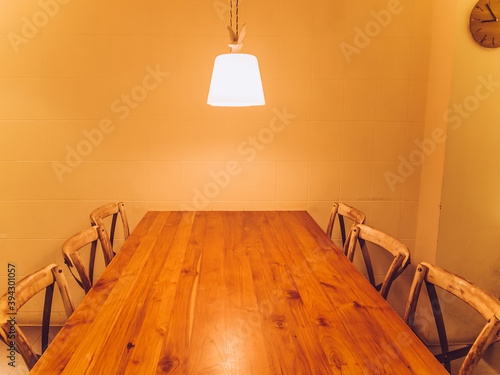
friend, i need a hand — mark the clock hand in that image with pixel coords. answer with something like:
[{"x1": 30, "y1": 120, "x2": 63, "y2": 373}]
[
  {"x1": 482, "y1": 19, "x2": 499, "y2": 22},
  {"x1": 486, "y1": 3, "x2": 498, "y2": 20}
]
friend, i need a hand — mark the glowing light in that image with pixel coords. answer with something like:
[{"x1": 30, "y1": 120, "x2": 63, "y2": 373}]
[{"x1": 207, "y1": 53, "x2": 265, "y2": 107}]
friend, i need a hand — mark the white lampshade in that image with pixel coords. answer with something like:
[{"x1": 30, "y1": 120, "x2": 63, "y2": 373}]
[{"x1": 207, "y1": 53, "x2": 265, "y2": 107}]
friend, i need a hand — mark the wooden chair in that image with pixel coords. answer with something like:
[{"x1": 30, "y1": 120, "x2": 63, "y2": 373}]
[
  {"x1": 62, "y1": 226, "x2": 113, "y2": 294},
  {"x1": 0, "y1": 264, "x2": 75, "y2": 370},
  {"x1": 90, "y1": 201, "x2": 130, "y2": 252},
  {"x1": 325, "y1": 202, "x2": 366, "y2": 250},
  {"x1": 404, "y1": 262, "x2": 500, "y2": 375},
  {"x1": 345, "y1": 224, "x2": 411, "y2": 299}
]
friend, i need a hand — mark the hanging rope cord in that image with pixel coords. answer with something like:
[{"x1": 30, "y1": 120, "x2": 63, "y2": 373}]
[{"x1": 230, "y1": 0, "x2": 239, "y2": 38}]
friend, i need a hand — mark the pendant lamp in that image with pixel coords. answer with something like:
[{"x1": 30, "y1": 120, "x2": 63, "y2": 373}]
[{"x1": 207, "y1": 0, "x2": 265, "y2": 107}]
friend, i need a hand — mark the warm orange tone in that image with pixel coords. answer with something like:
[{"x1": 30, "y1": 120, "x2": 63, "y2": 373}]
[
  {"x1": 346, "y1": 223, "x2": 411, "y2": 300},
  {"x1": 0, "y1": 0, "x2": 431, "y2": 325},
  {"x1": 0, "y1": 264, "x2": 74, "y2": 370},
  {"x1": 412, "y1": 0, "x2": 500, "y2": 371},
  {"x1": 1, "y1": 0, "x2": 499, "y2": 371},
  {"x1": 30, "y1": 211, "x2": 447, "y2": 374},
  {"x1": 62, "y1": 225, "x2": 113, "y2": 294},
  {"x1": 405, "y1": 263, "x2": 500, "y2": 375},
  {"x1": 325, "y1": 201, "x2": 366, "y2": 247}
]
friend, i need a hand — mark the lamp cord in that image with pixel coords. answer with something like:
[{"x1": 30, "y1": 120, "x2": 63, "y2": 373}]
[{"x1": 230, "y1": 0, "x2": 239, "y2": 38}]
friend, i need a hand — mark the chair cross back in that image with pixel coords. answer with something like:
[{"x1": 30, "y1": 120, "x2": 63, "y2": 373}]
[
  {"x1": 404, "y1": 262, "x2": 500, "y2": 375},
  {"x1": 0, "y1": 264, "x2": 74, "y2": 370},
  {"x1": 346, "y1": 224, "x2": 411, "y2": 299},
  {"x1": 62, "y1": 226, "x2": 113, "y2": 294},
  {"x1": 326, "y1": 202, "x2": 366, "y2": 249},
  {"x1": 90, "y1": 201, "x2": 130, "y2": 249}
]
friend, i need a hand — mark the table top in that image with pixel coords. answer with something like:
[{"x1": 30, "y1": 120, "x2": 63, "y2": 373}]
[{"x1": 30, "y1": 211, "x2": 447, "y2": 374}]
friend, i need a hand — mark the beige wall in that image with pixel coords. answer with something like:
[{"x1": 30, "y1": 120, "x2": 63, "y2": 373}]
[
  {"x1": 439, "y1": 0, "x2": 500, "y2": 309},
  {"x1": 414, "y1": 0, "x2": 456, "y2": 268},
  {"x1": 0, "y1": 0, "x2": 431, "y2": 321},
  {"x1": 433, "y1": 0, "x2": 500, "y2": 371}
]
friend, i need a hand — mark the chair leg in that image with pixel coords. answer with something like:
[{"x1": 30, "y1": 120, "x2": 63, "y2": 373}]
[
  {"x1": 339, "y1": 216, "x2": 346, "y2": 246},
  {"x1": 110, "y1": 213, "x2": 118, "y2": 246},
  {"x1": 426, "y1": 282, "x2": 451, "y2": 373},
  {"x1": 41, "y1": 284, "x2": 54, "y2": 353},
  {"x1": 89, "y1": 240, "x2": 97, "y2": 284},
  {"x1": 359, "y1": 238, "x2": 376, "y2": 287}
]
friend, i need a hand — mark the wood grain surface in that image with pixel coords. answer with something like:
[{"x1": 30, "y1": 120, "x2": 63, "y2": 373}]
[{"x1": 29, "y1": 211, "x2": 448, "y2": 375}]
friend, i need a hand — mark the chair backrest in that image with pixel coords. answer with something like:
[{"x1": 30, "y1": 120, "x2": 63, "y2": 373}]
[
  {"x1": 62, "y1": 226, "x2": 113, "y2": 293},
  {"x1": 90, "y1": 201, "x2": 130, "y2": 251},
  {"x1": 404, "y1": 262, "x2": 500, "y2": 375},
  {"x1": 0, "y1": 264, "x2": 74, "y2": 370},
  {"x1": 326, "y1": 202, "x2": 366, "y2": 249},
  {"x1": 346, "y1": 223, "x2": 411, "y2": 299}
]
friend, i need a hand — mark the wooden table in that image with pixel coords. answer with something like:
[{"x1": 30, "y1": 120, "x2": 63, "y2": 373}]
[{"x1": 30, "y1": 211, "x2": 448, "y2": 374}]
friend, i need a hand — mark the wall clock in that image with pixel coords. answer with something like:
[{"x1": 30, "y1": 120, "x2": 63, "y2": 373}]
[{"x1": 470, "y1": 0, "x2": 500, "y2": 48}]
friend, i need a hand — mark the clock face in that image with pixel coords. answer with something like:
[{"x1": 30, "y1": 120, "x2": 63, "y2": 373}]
[{"x1": 470, "y1": 0, "x2": 500, "y2": 48}]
